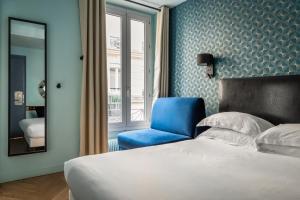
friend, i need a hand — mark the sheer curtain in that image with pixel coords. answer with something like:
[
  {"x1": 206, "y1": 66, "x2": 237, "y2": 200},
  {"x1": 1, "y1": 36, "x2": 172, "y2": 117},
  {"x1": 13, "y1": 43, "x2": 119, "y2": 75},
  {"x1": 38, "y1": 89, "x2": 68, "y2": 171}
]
[
  {"x1": 79, "y1": 0, "x2": 108, "y2": 155},
  {"x1": 153, "y1": 6, "x2": 169, "y2": 100}
]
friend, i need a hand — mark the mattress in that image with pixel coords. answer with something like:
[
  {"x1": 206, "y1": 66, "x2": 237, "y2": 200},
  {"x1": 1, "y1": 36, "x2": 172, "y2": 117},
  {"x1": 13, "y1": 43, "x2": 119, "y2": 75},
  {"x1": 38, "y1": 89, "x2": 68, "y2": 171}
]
[
  {"x1": 64, "y1": 137, "x2": 300, "y2": 200},
  {"x1": 19, "y1": 118, "x2": 45, "y2": 147}
]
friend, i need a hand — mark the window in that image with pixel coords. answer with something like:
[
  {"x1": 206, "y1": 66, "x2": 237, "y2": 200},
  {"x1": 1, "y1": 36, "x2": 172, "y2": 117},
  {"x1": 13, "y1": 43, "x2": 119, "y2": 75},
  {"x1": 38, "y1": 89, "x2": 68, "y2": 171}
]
[{"x1": 106, "y1": 6, "x2": 152, "y2": 131}]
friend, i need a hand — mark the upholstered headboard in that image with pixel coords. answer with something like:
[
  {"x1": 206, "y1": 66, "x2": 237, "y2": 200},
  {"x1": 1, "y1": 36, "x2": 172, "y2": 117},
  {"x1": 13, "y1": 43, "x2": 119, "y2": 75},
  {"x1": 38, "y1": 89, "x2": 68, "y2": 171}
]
[{"x1": 219, "y1": 75, "x2": 300, "y2": 125}]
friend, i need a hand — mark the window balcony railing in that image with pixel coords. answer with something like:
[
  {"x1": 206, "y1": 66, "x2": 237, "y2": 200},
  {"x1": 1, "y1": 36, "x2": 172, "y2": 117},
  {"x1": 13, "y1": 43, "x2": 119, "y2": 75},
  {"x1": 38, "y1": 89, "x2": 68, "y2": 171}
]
[
  {"x1": 108, "y1": 88, "x2": 145, "y2": 123},
  {"x1": 108, "y1": 88, "x2": 121, "y2": 123}
]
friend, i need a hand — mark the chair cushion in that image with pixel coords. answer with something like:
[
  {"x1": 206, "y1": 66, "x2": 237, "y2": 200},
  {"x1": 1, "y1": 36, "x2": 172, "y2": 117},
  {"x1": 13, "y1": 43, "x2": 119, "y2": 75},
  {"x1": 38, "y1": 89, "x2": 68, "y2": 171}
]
[
  {"x1": 118, "y1": 129, "x2": 190, "y2": 150},
  {"x1": 151, "y1": 97, "x2": 206, "y2": 138}
]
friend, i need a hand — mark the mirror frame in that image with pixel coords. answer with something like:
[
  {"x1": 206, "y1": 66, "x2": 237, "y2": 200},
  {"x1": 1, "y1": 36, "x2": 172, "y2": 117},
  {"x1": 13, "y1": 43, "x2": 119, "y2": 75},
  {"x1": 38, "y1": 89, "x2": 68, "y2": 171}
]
[{"x1": 8, "y1": 17, "x2": 47, "y2": 156}]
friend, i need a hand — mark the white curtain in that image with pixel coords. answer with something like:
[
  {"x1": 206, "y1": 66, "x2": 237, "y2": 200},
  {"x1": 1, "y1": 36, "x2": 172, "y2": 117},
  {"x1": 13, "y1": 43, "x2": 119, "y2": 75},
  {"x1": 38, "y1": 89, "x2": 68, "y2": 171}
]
[
  {"x1": 79, "y1": 0, "x2": 108, "y2": 156},
  {"x1": 153, "y1": 6, "x2": 169, "y2": 100}
]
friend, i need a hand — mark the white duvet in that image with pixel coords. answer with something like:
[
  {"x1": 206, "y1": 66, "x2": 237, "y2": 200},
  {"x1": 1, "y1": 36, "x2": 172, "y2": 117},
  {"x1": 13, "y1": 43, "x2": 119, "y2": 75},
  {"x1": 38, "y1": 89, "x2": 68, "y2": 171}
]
[
  {"x1": 19, "y1": 118, "x2": 45, "y2": 138},
  {"x1": 65, "y1": 137, "x2": 300, "y2": 200}
]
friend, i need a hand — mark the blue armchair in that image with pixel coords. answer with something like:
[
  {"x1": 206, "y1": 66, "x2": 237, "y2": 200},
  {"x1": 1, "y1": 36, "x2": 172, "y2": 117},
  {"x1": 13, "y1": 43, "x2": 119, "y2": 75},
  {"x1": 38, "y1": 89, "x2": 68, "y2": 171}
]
[{"x1": 118, "y1": 97, "x2": 206, "y2": 150}]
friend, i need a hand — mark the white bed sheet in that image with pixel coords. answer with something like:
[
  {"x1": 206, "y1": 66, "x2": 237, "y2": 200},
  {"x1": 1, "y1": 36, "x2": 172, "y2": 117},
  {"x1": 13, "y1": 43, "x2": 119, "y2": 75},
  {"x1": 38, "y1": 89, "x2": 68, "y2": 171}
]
[{"x1": 64, "y1": 138, "x2": 300, "y2": 200}]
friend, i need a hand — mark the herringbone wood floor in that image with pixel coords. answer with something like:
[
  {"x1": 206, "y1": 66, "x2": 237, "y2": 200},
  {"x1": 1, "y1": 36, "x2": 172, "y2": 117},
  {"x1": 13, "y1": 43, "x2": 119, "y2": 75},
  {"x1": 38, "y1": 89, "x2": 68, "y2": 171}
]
[{"x1": 0, "y1": 172, "x2": 68, "y2": 200}]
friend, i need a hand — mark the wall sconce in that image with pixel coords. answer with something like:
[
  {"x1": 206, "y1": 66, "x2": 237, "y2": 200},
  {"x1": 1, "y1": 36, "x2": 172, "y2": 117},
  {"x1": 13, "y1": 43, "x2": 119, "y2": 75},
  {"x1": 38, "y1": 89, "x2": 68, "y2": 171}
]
[{"x1": 197, "y1": 53, "x2": 214, "y2": 79}]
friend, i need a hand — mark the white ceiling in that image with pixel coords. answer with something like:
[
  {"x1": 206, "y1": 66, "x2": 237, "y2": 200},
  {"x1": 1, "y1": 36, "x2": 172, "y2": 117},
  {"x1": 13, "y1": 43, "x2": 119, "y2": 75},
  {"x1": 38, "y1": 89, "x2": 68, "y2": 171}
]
[
  {"x1": 107, "y1": 0, "x2": 186, "y2": 14},
  {"x1": 11, "y1": 35, "x2": 45, "y2": 49},
  {"x1": 133, "y1": 0, "x2": 186, "y2": 8}
]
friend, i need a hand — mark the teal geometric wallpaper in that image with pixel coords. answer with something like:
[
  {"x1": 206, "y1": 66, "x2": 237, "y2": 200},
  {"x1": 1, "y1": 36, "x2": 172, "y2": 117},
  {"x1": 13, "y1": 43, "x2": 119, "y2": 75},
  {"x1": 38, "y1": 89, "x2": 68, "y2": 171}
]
[{"x1": 169, "y1": 0, "x2": 300, "y2": 115}]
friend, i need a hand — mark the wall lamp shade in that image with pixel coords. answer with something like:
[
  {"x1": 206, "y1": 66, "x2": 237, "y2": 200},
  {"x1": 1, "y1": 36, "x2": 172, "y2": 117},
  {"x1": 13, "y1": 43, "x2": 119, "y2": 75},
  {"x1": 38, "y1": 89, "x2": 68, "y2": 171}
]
[
  {"x1": 197, "y1": 53, "x2": 214, "y2": 78},
  {"x1": 197, "y1": 53, "x2": 213, "y2": 65}
]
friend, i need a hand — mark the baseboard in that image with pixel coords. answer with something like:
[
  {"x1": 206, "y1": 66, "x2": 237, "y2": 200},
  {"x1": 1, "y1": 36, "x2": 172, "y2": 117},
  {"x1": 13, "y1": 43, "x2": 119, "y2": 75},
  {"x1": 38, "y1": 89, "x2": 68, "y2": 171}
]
[{"x1": 0, "y1": 163, "x2": 64, "y2": 183}]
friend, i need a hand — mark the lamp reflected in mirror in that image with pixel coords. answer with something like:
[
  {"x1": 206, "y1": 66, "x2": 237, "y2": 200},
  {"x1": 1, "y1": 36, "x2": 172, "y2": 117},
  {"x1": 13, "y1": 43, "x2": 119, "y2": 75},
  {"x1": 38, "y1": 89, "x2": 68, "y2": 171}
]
[{"x1": 39, "y1": 80, "x2": 46, "y2": 98}]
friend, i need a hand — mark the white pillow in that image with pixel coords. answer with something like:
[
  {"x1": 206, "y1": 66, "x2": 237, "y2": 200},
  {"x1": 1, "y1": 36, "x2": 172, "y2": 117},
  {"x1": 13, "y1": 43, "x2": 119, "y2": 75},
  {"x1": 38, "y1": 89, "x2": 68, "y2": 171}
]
[
  {"x1": 256, "y1": 124, "x2": 300, "y2": 147},
  {"x1": 197, "y1": 127, "x2": 256, "y2": 147},
  {"x1": 197, "y1": 112, "x2": 274, "y2": 137},
  {"x1": 256, "y1": 144, "x2": 300, "y2": 158}
]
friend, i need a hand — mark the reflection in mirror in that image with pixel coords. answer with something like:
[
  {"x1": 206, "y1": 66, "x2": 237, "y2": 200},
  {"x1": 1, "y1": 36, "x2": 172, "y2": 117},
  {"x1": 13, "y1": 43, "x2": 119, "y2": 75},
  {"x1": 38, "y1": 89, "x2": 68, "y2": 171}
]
[
  {"x1": 9, "y1": 18, "x2": 47, "y2": 156},
  {"x1": 39, "y1": 80, "x2": 46, "y2": 98}
]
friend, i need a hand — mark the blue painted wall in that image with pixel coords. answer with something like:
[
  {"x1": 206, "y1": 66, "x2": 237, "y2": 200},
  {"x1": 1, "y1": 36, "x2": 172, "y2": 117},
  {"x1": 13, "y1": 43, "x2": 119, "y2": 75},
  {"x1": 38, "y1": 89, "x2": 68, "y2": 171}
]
[
  {"x1": 11, "y1": 46, "x2": 45, "y2": 106},
  {"x1": 0, "y1": 0, "x2": 82, "y2": 183},
  {"x1": 0, "y1": 0, "x2": 155, "y2": 182},
  {"x1": 170, "y1": 0, "x2": 300, "y2": 115}
]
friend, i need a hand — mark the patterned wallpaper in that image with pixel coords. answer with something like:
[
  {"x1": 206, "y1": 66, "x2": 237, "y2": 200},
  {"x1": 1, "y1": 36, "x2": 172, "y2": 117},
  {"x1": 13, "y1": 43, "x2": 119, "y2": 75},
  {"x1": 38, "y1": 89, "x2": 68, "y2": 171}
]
[{"x1": 169, "y1": 0, "x2": 300, "y2": 115}]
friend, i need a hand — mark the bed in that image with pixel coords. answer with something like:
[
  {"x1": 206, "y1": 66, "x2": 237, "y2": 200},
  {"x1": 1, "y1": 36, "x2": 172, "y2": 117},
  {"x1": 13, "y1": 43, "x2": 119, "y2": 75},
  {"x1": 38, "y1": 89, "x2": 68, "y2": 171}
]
[
  {"x1": 19, "y1": 118, "x2": 45, "y2": 147},
  {"x1": 65, "y1": 75, "x2": 300, "y2": 200}
]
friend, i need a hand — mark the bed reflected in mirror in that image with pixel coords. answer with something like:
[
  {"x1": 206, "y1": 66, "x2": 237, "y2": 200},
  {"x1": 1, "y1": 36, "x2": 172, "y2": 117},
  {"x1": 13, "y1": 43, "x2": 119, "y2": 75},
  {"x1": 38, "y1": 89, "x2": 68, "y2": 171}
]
[{"x1": 8, "y1": 17, "x2": 47, "y2": 156}]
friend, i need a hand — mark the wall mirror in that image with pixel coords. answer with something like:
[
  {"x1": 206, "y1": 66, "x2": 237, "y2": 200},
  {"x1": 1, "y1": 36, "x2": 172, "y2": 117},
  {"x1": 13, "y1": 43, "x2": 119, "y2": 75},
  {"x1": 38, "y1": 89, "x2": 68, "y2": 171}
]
[{"x1": 8, "y1": 17, "x2": 47, "y2": 156}]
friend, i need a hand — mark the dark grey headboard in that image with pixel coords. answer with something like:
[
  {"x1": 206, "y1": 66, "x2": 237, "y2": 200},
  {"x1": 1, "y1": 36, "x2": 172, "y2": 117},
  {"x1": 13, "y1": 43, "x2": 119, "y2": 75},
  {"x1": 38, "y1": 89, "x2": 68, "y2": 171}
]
[{"x1": 219, "y1": 75, "x2": 300, "y2": 125}]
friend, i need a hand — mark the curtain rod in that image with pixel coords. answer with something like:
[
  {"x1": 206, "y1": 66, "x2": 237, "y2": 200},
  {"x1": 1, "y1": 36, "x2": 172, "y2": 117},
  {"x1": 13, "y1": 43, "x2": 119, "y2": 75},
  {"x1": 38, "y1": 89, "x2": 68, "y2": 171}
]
[{"x1": 124, "y1": 0, "x2": 161, "y2": 11}]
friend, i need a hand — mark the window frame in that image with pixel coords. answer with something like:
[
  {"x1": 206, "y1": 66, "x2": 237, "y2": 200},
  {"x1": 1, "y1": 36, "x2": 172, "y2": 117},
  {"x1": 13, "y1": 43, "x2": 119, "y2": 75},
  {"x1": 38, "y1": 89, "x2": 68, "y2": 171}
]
[{"x1": 106, "y1": 5, "x2": 152, "y2": 132}]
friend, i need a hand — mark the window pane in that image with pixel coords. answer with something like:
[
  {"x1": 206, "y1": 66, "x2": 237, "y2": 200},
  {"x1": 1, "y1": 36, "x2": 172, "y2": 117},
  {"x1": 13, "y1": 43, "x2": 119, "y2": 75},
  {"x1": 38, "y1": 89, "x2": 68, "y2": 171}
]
[
  {"x1": 130, "y1": 20, "x2": 145, "y2": 121},
  {"x1": 106, "y1": 14, "x2": 122, "y2": 123}
]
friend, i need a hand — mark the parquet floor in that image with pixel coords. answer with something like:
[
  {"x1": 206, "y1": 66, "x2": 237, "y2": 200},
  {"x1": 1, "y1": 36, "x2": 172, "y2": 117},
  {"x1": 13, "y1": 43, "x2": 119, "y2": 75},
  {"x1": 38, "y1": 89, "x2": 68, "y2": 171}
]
[{"x1": 0, "y1": 172, "x2": 68, "y2": 200}]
